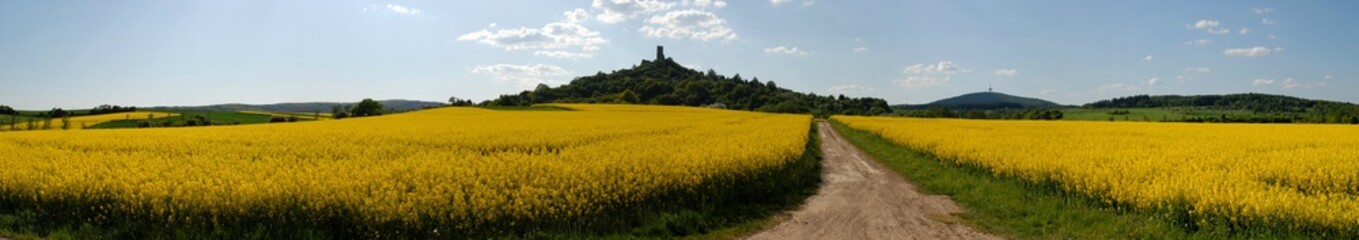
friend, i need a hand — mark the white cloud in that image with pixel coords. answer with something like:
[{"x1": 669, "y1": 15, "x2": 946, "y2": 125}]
[
  {"x1": 1268, "y1": 34, "x2": 1280, "y2": 40},
  {"x1": 895, "y1": 75, "x2": 950, "y2": 88},
  {"x1": 852, "y1": 47, "x2": 869, "y2": 53},
  {"x1": 764, "y1": 46, "x2": 808, "y2": 56},
  {"x1": 686, "y1": 0, "x2": 727, "y2": 8},
  {"x1": 895, "y1": 61, "x2": 968, "y2": 89},
  {"x1": 385, "y1": 4, "x2": 421, "y2": 15},
  {"x1": 904, "y1": 61, "x2": 969, "y2": 75},
  {"x1": 994, "y1": 68, "x2": 1018, "y2": 77},
  {"x1": 1223, "y1": 46, "x2": 1280, "y2": 58},
  {"x1": 533, "y1": 51, "x2": 593, "y2": 59},
  {"x1": 1041, "y1": 89, "x2": 1059, "y2": 95},
  {"x1": 593, "y1": 0, "x2": 676, "y2": 24},
  {"x1": 1281, "y1": 78, "x2": 1326, "y2": 89},
  {"x1": 564, "y1": 8, "x2": 590, "y2": 23},
  {"x1": 1184, "y1": 39, "x2": 1211, "y2": 46},
  {"x1": 471, "y1": 64, "x2": 571, "y2": 88},
  {"x1": 1262, "y1": 18, "x2": 1277, "y2": 25},
  {"x1": 1184, "y1": 67, "x2": 1212, "y2": 73},
  {"x1": 1143, "y1": 55, "x2": 1153, "y2": 61},
  {"x1": 1250, "y1": 77, "x2": 1327, "y2": 89},
  {"x1": 457, "y1": 22, "x2": 606, "y2": 58},
  {"x1": 1238, "y1": 27, "x2": 1250, "y2": 35},
  {"x1": 1187, "y1": 20, "x2": 1232, "y2": 34},
  {"x1": 1187, "y1": 19, "x2": 1220, "y2": 29},
  {"x1": 767, "y1": 0, "x2": 813, "y2": 6},
  {"x1": 1324, "y1": 75, "x2": 1334, "y2": 80},
  {"x1": 1098, "y1": 83, "x2": 1140, "y2": 92},
  {"x1": 828, "y1": 84, "x2": 874, "y2": 94},
  {"x1": 1146, "y1": 77, "x2": 1161, "y2": 85},
  {"x1": 364, "y1": 4, "x2": 421, "y2": 15},
  {"x1": 639, "y1": 10, "x2": 738, "y2": 41},
  {"x1": 1251, "y1": 7, "x2": 1274, "y2": 14}
]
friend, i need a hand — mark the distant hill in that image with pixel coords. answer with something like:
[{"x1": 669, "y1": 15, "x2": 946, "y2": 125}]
[
  {"x1": 895, "y1": 92, "x2": 1063, "y2": 110},
  {"x1": 1083, "y1": 93, "x2": 1356, "y2": 112},
  {"x1": 486, "y1": 46, "x2": 892, "y2": 117},
  {"x1": 150, "y1": 99, "x2": 443, "y2": 113}
]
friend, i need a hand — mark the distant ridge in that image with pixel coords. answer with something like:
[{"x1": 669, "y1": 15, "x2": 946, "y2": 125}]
[
  {"x1": 896, "y1": 92, "x2": 1063, "y2": 110},
  {"x1": 1083, "y1": 93, "x2": 1356, "y2": 111},
  {"x1": 149, "y1": 99, "x2": 444, "y2": 113}
]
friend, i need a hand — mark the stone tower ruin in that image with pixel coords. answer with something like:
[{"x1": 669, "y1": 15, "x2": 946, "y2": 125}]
[{"x1": 656, "y1": 45, "x2": 665, "y2": 60}]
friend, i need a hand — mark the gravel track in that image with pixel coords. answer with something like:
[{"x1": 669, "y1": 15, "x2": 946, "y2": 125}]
[{"x1": 747, "y1": 122, "x2": 1000, "y2": 240}]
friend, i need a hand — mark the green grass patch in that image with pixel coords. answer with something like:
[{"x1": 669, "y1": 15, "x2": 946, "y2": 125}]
[
  {"x1": 828, "y1": 120, "x2": 1330, "y2": 239},
  {"x1": 171, "y1": 111, "x2": 273, "y2": 124},
  {"x1": 86, "y1": 119, "x2": 155, "y2": 129},
  {"x1": 248, "y1": 111, "x2": 331, "y2": 120},
  {"x1": 14, "y1": 109, "x2": 93, "y2": 117},
  {"x1": 80, "y1": 111, "x2": 277, "y2": 129},
  {"x1": 85, "y1": 111, "x2": 274, "y2": 129}
]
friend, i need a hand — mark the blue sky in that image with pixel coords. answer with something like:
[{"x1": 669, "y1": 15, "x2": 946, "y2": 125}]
[{"x1": 1, "y1": 0, "x2": 1356, "y2": 109}]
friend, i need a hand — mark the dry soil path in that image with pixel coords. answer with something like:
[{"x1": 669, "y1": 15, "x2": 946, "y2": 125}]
[{"x1": 747, "y1": 122, "x2": 1001, "y2": 240}]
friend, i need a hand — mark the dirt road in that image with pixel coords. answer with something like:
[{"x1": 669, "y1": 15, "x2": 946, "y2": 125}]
[{"x1": 747, "y1": 122, "x2": 1000, "y2": 240}]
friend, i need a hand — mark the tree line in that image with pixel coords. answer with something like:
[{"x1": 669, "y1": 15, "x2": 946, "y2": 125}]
[
  {"x1": 1085, "y1": 94, "x2": 1359, "y2": 124},
  {"x1": 482, "y1": 58, "x2": 892, "y2": 118},
  {"x1": 330, "y1": 98, "x2": 385, "y2": 119},
  {"x1": 1084, "y1": 94, "x2": 1354, "y2": 112}
]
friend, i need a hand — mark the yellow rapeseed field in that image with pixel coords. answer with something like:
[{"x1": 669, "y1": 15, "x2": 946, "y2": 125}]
[
  {"x1": 1, "y1": 111, "x2": 177, "y2": 130},
  {"x1": 834, "y1": 116, "x2": 1359, "y2": 231},
  {"x1": 0, "y1": 104, "x2": 811, "y2": 234}
]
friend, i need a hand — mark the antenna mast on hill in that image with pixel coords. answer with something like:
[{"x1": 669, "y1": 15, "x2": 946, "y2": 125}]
[{"x1": 988, "y1": 83, "x2": 992, "y2": 93}]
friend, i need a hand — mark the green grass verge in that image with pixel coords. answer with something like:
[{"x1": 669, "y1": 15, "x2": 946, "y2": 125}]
[{"x1": 828, "y1": 120, "x2": 1332, "y2": 239}]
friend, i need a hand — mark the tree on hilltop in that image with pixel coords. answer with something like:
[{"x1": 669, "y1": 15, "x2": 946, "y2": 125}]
[{"x1": 350, "y1": 98, "x2": 384, "y2": 117}]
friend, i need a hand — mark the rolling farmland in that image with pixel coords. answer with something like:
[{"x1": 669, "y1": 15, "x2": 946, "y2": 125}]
[
  {"x1": 834, "y1": 116, "x2": 1359, "y2": 235},
  {"x1": 0, "y1": 104, "x2": 816, "y2": 237},
  {"x1": 1, "y1": 111, "x2": 178, "y2": 131}
]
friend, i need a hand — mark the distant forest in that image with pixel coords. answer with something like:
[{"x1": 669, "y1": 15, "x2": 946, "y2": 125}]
[
  {"x1": 485, "y1": 55, "x2": 892, "y2": 118},
  {"x1": 1084, "y1": 93, "x2": 1354, "y2": 111},
  {"x1": 1084, "y1": 93, "x2": 1359, "y2": 124}
]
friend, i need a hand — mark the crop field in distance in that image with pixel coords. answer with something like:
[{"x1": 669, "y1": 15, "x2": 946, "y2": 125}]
[{"x1": 0, "y1": 111, "x2": 178, "y2": 131}]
